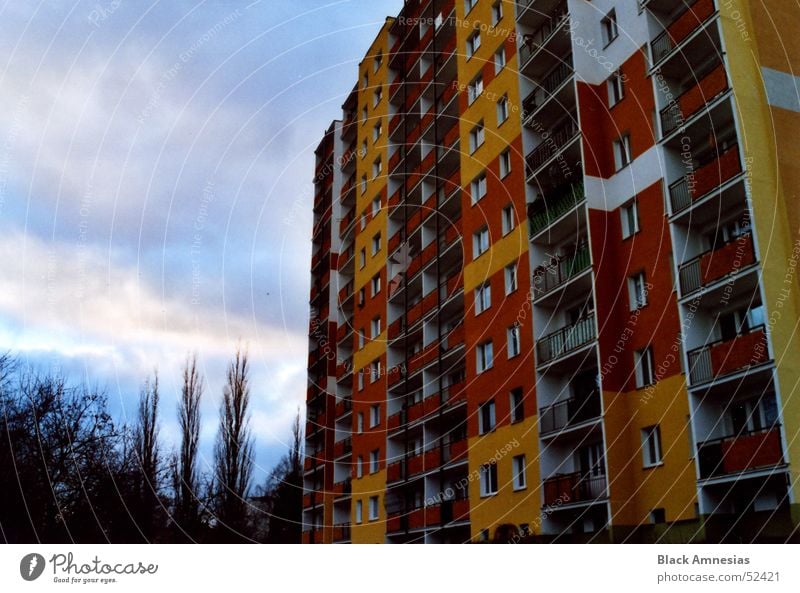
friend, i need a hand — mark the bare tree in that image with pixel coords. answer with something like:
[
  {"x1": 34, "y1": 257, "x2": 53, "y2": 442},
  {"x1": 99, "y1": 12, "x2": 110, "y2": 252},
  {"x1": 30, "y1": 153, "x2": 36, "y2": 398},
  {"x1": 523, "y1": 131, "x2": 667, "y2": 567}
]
[
  {"x1": 173, "y1": 353, "x2": 203, "y2": 537},
  {"x1": 133, "y1": 371, "x2": 161, "y2": 539},
  {"x1": 213, "y1": 347, "x2": 254, "y2": 539}
]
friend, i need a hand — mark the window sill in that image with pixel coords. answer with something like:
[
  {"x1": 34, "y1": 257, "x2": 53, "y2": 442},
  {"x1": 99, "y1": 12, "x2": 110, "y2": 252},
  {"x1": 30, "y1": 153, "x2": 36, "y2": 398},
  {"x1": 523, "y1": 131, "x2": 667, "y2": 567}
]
[
  {"x1": 642, "y1": 461, "x2": 664, "y2": 471},
  {"x1": 513, "y1": 485, "x2": 527, "y2": 492},
  {"x1": 480, "y1": 492, "x2": 498, "y2": 499}
]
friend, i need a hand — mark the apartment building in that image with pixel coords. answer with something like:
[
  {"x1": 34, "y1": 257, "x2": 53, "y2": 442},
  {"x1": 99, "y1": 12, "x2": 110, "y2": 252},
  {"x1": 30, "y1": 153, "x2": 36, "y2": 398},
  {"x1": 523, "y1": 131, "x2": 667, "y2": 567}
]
[{"x1": 303, "y1": 0, "x2": 800, "y2": 543}]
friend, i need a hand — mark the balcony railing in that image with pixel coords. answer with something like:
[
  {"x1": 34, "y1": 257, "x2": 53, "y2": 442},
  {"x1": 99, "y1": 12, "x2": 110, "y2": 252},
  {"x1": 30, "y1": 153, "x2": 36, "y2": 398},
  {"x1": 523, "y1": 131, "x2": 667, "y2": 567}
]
[
  {"x1": 528, "y1": 181, "x2": 585, "y2": 237},
  {"x1": 697, "y1": 426, "x2": 784, "y2": 479},
  {"x1": 537, "y1": 314, "x2": 596, "y2": 365},
  {"x1": 525, "y1": 118, "x2": 579, "y2": 177},
  {"x1": 539, "y1": 390, "x2": 601, "y2": 434},
  {"x1": 332, "y1": 478, "x2": 352, "y2": 497},
  {"x1": 669, "y1": 143, "x2": 742, "y2": 213},
  {"x1": 543, "y1": 472, "x2": 607, "y2": 506},
  {"x1": 678, "y1": 232, "x2": 756, "y2": 295},
  {"x1": 522, "y1": 57, "x2": 574, "y2": 118},
  {"x1": 519, "y1": 2, "x2": 569, "y2": 67},
  {"x1": 687, "y1": 325, "x2": 769, "y2": 385},
  {"x1": 660, "y1": 62, "x2": 729, "y2": 135},
  {"x1": 532, "y1": 243, "x2": 591, "y2": 298},
  {"x1": 332, "y1": 437, "x2": 352, "y2": 458},
  {"x1": 333, "y1": 522, "x2": 351, "y2": 542},
  {"x1": 650, "y1": 0, "x2": 716, "y2": 64}
]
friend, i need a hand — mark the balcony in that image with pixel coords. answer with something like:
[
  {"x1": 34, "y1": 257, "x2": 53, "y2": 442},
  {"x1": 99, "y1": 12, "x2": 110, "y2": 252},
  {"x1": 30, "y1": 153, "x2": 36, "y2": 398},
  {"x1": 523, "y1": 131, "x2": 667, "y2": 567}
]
[
  {"x1": 522, "y1": 57, "x2": 574, "y2": 124},
  {"x1": 332, "y1": 478, "x2": 352, "y2": 498},
  {"x1": 333, "y1": 437, "x2": 352, "y2": 458},
  {"x1": 528, "y1": 181, "x2": 585, "y2": 239},
  {"x1": 332, "y1": 522, "x2": 351, "y2": 542},
  {"x1": 660, "y1": 63, "x2": 729, "y2": 135},
  {"x1": 669, "y1": 144, "x2": 742, "y2": 214},
  {"x1": 335, "y1": 397, "x2": 352, "y2": 418},
  {"x1": 687, "y1": 326, "x2": 769, "y2": 386},
  {"x1": 543, "y1": 472, "x2": 608, "y2": 507},
  {"x1": 650, "y1": 0, "x2": 716, "y2": 65},
  {"x1": 519, "y1": 2, "x2": 570, "y2": 76},
  {"x1": 678, "y1": 232, "x2": 756, "y2": 296},
  {"x1": 536, "y1": 314, "x2": 596, "y2": 366},
  {"x1": 539, "y1": 390, "x2": 601, "y2": 435},
  {"x1": 697, "y1": 426, "x2": 784, "y2": 479},
  {"x1": 532, "y1": 243, "x2": 591, "y2": 300},
  {"x1": 445, "y1": 439, "x2": 468, "y2": 464},
  {"x1": 525, "y1": 118, "x2": 579, "y2": 180}
]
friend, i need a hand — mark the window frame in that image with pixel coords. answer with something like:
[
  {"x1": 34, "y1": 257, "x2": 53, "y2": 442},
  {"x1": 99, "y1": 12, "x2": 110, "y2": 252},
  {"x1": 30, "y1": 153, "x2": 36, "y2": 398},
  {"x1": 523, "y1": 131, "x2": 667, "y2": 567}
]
[{"x1": 641, "y1": 425, "x2": 663, "y2": 468}]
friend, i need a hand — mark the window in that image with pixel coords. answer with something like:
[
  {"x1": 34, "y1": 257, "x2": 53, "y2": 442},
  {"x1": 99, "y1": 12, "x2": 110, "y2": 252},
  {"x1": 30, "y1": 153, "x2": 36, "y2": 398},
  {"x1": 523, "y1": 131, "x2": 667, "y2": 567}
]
[
  {"x1": 373, "y1": 87, "x2": 382, "y2": 107},
  {"x1": 465, "y1": 0, "x2": 478, "y2": 13},
  {"x1": 470, "y1": 172, "x2": 487, "y2": 203},
  {"x1": 371, "y1": 197, "x2": 381, "y2": 217},
  {"x1": 371, "y1": 316, "x2": 381, "y2": 339},
  {"x1": 434, "y1": 12, "x2": 444, "y2": 30},
  {"x1": 357, "y1": 456, "x2": 364, "y2": 478},
  {"x1": 357, "y1": 369, "x2": 364, "y2": 391},
  {"x1": 370, "y1": 360, "x2": 381, "y2": 383},
  {"x1": 479, "y1": 400, "x2": 496, "y2": 434},
  {"x1": 361, "y1": 73, "x2": 368, "y2": 89},
  {"x1": 494, "y1": 47, "x2": 506, "y2": 73},
  {"x1": 355, "y1": 500, "x2": 363, "y2": 523},
  {"x1": 360, "y1": 213, "x2": 367, "y2": 231},
  {"x1": 512, "y1": 455, "x2": 527, "y2": 490},
  {"x1": 501, "y1": 203, "x2": 515, "y2": 235},
  {"x1": 373, "y1": 52, "x2": 382, "y2": 72},
  {"x1": 613, "y1": 134, "x2": 632, "y2": 170},
  {"x1": 357, "y1": 412, "x2": 364, "y2": 433},
  {"x1": 468, "y1": 75, "x2": 483, "y2": 105},
  {"x1": 628, "y1": 271, "x2": 648, "y2": 310},
  {"x1": 492, "y1": 1, "x2": 503, "y2": 26},
  {"x1": 469, "y1": 121, "x2": 485, "y2": 153},
  {"x1": 370, "y1": 449, "x2": 380, "y2": 473},
  {"x1": 467, "y1": 30, "x2": 481, "y2": 59},
  {"x1": 641, "y1": 425, "x2": 662, "y2": 467},
  {"x1": 621, "y1": 199, "x2": 639, "y2": 238},
  {"x1": 474, "y1": 282, "x2": 491, "y2": 314},
  {"x1": 635, "y1": 347, "x2": 655, "y2": 388},
  {"x1": 650, "y1": 508, "x2": 666, "y2": 524},
  {"x1": 370, "y1": 404, "x2": 380, "y2": 428},
  {"x1": 371, "y1": 273, "x2": 381, "y2": 296},
  {"x1": 358, "y1": 329, "x2": 365, "y2": 349},
  {"x1": 477, "y1": 340, "x2": 494, "y2": 373},
  {"x1": 507, "y1": 324, "x2": 521, "y2": 358},
  {"x1": 369, "y1": 495, "x2": 379, "y2": 520},
  {"x1": 607, "y1": 70, "x2": 624, "y2": 107},
  {"x1": 359, "y1": 248, "x2": 366, "y2": 268},
  {"x1": 499, "y1": 148, "x2": 511, "y2": 178},
  {"x1": 472, "y1": 226, "x2": 490, "y2": 259},
  {"x1": 373, "y1": 121, "x2": 382, "y2": 141},
  {"x1": 361, "y1": 106, "x2": 368, "y2": 123},
  {"x1": 496, "y1": 94, "x2": 509, "y2": 124},
  {"x1": 372, "y1": 157, "x2": 382, "y2": 178},
  {"x1": 510, "y1": 388, "x2": 524, "y2": 423},
  {"x1": 479, "y1": 463, "x2": 498, "y2": 496},
  {"x1": 505, "y1": 263, "x2": 518, "y2": 294},
  {"x1": 372, "y1": 232, "x2": 381, "y2": 255},
  {"x1": 360, "y1": 174, "x2": 367, "y2": 194},
  {"x1": 358, "y1": 287, "x2": 365, "y2": 307},
  {"x1": 601, "y1": 9, "x2": 618, "y2": 47},
  {"x1": 359, "y1": 139, "x2": 367, "y2": 159}
]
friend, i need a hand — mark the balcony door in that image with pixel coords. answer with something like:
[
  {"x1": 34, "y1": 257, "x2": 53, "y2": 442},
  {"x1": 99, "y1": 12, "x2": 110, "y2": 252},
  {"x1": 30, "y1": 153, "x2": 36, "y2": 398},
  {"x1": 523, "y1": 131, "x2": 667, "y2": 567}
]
[
  {"x1": 729, "y1": 395, "x2": 778, "y2": 436},
  {"x1": 578, "y1": 442, "x2": 605, "y2": 478}
]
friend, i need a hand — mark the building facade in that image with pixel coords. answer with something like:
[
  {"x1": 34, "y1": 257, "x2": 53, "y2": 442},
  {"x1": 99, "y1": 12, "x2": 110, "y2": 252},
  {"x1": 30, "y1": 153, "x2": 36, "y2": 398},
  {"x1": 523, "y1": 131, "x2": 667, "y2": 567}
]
[{"x1": 303, "y1": 0, "x2": 800, "y2": 543}]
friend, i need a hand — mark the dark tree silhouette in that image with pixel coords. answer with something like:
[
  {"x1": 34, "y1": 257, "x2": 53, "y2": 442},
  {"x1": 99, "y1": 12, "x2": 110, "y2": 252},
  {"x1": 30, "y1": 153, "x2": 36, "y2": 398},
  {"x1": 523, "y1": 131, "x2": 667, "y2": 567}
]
[{"x1": 132, "y1": 371, "x2": 162, "y2": 540}]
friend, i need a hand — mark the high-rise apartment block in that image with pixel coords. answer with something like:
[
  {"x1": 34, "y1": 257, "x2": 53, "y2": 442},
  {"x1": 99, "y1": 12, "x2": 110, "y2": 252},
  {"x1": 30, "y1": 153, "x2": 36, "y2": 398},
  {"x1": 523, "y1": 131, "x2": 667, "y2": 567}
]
[{"x1": 304, "y1": 0, "x2": 800, "y2": 543}]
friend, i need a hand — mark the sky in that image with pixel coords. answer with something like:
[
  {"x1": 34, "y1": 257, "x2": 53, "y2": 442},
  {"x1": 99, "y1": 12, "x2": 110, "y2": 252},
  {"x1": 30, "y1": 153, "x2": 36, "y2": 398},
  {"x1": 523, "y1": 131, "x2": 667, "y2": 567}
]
[{"x1": 0, "y1": 0, "x2": 402, "y2": 482}]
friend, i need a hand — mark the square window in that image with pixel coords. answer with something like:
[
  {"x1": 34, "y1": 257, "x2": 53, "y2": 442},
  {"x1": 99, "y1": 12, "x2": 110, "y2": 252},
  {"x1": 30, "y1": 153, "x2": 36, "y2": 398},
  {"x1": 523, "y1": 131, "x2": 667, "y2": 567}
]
[
  {"x1": 479, "y1": 400, "x2": 496, "y2": 434},
  {"x1": 513, "y1": 454, "x2": 527, "y2": 490},
  {"x1": 499, "y1": 148, "x2": 511, "y2": 178},
  {"x1": 607, "y1": 70, "x2": 624, "y2": 107},
  {"x1": 601, "y1": 9, "x2": 618, "y2": 47},
  {"x1": 510, "y1": 388, "x2": 524, "y2": 423},
  {"x1": 494, "y1": 47, "x2": 506, "y2": 74},
  {"x1": 355, "y1": 499, "x2": 363, "y2": 523},
  {"x1": 467, "y1": 30, "x2": 481, "y2": 59},
  {"x1": 613, "y1": 134, "x2": 632, "y2": 170},
  {"x1": 497, "y1": 94, "x2": 509, "y2": 125},
  {"x1": 371, "y1": 273, "x2": 381, "y2": 296},
  {"x1": 369, "y1": 495, "x2": 379, "y2": 519},
  {"x1": 370, "y1": 450, "x2": 380, "y2": 473},
  {"x1": 469, "y1": 121, "x2": 485, "y2": 153},
  {"x1": 504, "y1": 263, "x2": 518, "y2": 294},
  {"x1": 492, "y1": 1, "x2": 503, "y2": 26},
  {"x1": 641, "y1": 425, "x2": 662, "y2": 467},
  {"x1": 470, "y1": 172, "x2": 487, "y2": 204},
  {"x1": 468, "y1": 75, "x2": 483, "y2": 105},
  {"x1": 477, "y1": 340, "x2": 494, "y2": 373},
  {"x1": 628, "y1": 271, "x2": 648, "y2": 310},
  {"x1": 370, "y1": 404, "x2": 380, "y2": 428},
  {"x1": 501, "y1": 203, "x2": 515, "y2": 235},
  {"x1": 479, "y1": 463, "x2": 498, "y2": 496},
  {"x1": 635, "y1": 347, "x2": 655, "y2": 388},
  {"x1": 621, "y1": 199, "x2": 640, "y2": 238},
  {"x1": 507, "y1": 324, "x2": 521, "y2": 358},
  {"x1": 472, "y1": 226, "x2": 490, "y2": 259},
  {"x1": 474, "y1": 282, "x2": 492, "y2": 314},
  {"x1": 372, "y1": 232, "x2": 381, "y2": 255}
]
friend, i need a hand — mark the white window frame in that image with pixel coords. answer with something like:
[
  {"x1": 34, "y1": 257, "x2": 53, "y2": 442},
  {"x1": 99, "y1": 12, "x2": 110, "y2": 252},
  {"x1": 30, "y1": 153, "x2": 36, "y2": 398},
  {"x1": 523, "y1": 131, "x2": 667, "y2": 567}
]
[
  {"x1": 641, "y1": 425, "x2": 663, "y2": 467},
  {"x1": 479, "y1": 463, "x2": 498, "y2": 496},
  {"x1": 371, "y1": 273, "x2": 381, "y2": 296},
  {"x1": 613, "y1": 133, "x2": 632, "y2": 170},
  {"x1": 635, "y1": 346, "x2": 655, "y2": 388},
  {"x1": 628, "y1": 271, "x2": 648, "y2": 310},
  {"x1": 467, "y1": 30, "x2": 481, "y2": 58},
  {"x1": 371, "y1": 197, "x2": 381, "y2": 217},
  {"x1": 479, "y1": 400, "x2": 496, "y2": 434},
  {"x1": 371, "y1": 316, "x2": 381, "y2": 339},
  {"x1": 372, "y1": 157, "x2": 382, "y2": 178},
  {"x1": 510, "y1": 388, "x2": 524, "y2": 423},
  {"x1": 607, "y1": 70, "x2": 624, "y2": 107},
  {"x1": 494, "y1": 47, "x2": 506, "y2": 74},
  {"x1": 507, "y1": 324, "x2": 521, "y2": 358},
  {"x1": 505, "y1": 263, "x2": 518, "y2": 294},
  {"x1": 472, "y1": 226, "x2": 490, "y2": 259},
  {"x1": 492, "y1": 0, "x2": 503, "y2": 25},
  {"x1": 469, "y1": 121, "x2": 485, "y2": 153},
  {"x1": 601, "y1": 9, "x2": 618, "y2": 47},
  {"x1": 621, "y1": 199, "x2": 639, "y2": 239},
  {"x1": 470, "y1": 172, "x2": 487, "y2": 204},
  {"x1": 370, "y1": 404, "x2": 380, "y2": 428},
  {"x1": 501, "y1": 203, "x2": 515, "y2": 235},
  {"x1": 373, "y1": 121, "x2": 382, "y2": 141},
  {"x1": 370, "y1": 449, "x2": 380, "y2": 473},
  {"x1": 468, "y1": 75, "x2": 483, "y2": 105},
  {"x1": 477, "y1": 340, "x2": 494, "y2": 373},
  {"x1": 371, "y1": 232, "x2": 381, "y2": 255},
  {"x1": 497, "y1": 94, "x2": 509, "y2": 124},
  {"x1": 369, "y1": 495, "x2": 379, "y2": 520},
  {"x1": 513, "y1": 454, "x2": 527, "y2": 490},
  {"x1": 370, "y1": 360, "x2": 381, "y2": 383},
  {"x1": 357, "y1": 412, "x2": 364, "y2": 433},
  {"x1": 499, "y1": 148, "x2": 511, "y2": 178},
  {"x1": 355, "y1": 499, "x2": 363, "y2": 523},
  {"x1": 474, "y1": 282, "x2": 491, "y2": 314}
]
